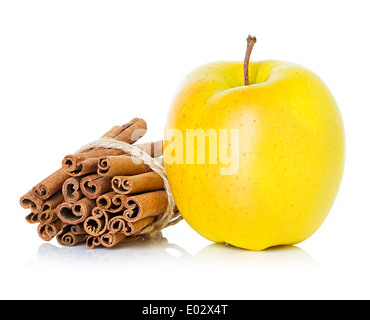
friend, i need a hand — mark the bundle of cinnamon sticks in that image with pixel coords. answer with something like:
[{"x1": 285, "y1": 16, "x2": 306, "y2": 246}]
[{"x1": 20, "y1": 118, "x2": 174, "y2": 249}]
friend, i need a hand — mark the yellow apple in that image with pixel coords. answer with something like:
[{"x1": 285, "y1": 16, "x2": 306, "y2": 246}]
[{"x1": 164, "y1": 37, "x2": 345, "y2": 250}]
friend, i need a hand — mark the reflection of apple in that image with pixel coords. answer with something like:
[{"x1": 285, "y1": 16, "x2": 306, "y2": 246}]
[
  {"x1": 194, "y1": 244, "x2": 319, "y2": 270},
  {"x1": 164, "y1": 36, "x2": 345, "y2": 250}
]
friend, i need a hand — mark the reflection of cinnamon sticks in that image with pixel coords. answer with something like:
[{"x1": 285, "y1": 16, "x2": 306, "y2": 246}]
[{"x1": 19, "y1": 118, "x2": 174, "y2": 249}]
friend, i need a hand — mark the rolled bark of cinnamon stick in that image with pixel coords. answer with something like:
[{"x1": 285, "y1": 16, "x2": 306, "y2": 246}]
[
  {"x1": 80, "y1": 174, "x2": 112, "y2": 199},
  {"x1": 100, "y1": 231, "x2": 126, "y2": 248},
  {"x1": 57, "y1": 224, "x2": 87, "y2": 247},
  {"x1": 86, "y1": 235, "x2": 101, "y2": 249},
  {"x1": 62, "y1": 176, "x2": 85, "y2": 203},
  {"x1": 39, "y1": 204, "x2": 62, "y2": 224},
  {"x1": 25, "y1": 212, "x2": 39, "y2": 224},
  {"x1": 112, "y1": 171, "x2": 164, "y2": 195},
  {"x1": 96, "y1": 191, "x2": 127, "y2": 213},
  {"x1": 62, "y1": 118, "x2": 147, "y2": 176},
  {"x1": 124, "y1": 216, "x2": 155, "y2": 236},
  {"x1": 102, "y1": 118, "x2": 147, "y2": 143},
  {"x1": 108, "y1": 215, "x2": 155, "y2": 236},
  {"x1": 97, "y1": 155, "x2": 151, "y2": 177},
  {"x1": 106, "y1": 216, "x2": 126, "y2": 233},
  {"x1": 62, "y1": 149, "x2": 123, "y2": 177},
  {"x1": 37, "y1": 220, "x2": 64, "y2": 242},
  {"x1": 124, "y1": 190, "x2": 168, "y2": 222},
  {"x1": 38, "y1": 191, "x2": 64, "y2": 224},
  {"x1": 20, "y1": 190, "x2": 45, "y2": 214},
  {"x1": 57, "y1": 197, "x2": 95, "y2": 225},
  {"x1": 83, "y1": 207, "x2": 114, "y2": 237},
  {"x1": 32, "y1": 168, "x2": 70, "y2": 200}
]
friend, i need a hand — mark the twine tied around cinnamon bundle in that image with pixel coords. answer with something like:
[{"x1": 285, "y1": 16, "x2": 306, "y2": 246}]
[{"x1": 76, "y1": 137, "x2": 183, "y2": 239}]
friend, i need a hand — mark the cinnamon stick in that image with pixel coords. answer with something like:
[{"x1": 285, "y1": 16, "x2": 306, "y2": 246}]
[
  {"x1": 62, "y1": 118, "x2": 147, "y2": 176},
  {"x1": 106, "y1": 215, "x2": 126, "y2": 233},
  {"x1": 97, "y1": 155, "x2": 151, "y2": 177},
  {"x1": 80, "y1": 174, "x2": 112, "y2": 199},
  {"x1": 38, "y1": 191, "x2": 64, "y2": 224},
  {"x1": 39, "y1": 204, "x2": 62, "y2": 224},
  {"x1": 112, "y1": 171, "x2": 164, "y2": 195},
  {"x1": 83, "y1": 207, "x2": 114, "y2": 237},
  {"x1": 62, "y1": 176, "x2": 84, "y2": 203},
  {"x1": 100, "y1": 232, "x2": 126, "y2": 248},
  {"x1": 56, "y1": 224, "x2": 87, "y2": 247},
  {"x1": 86, "y1": 235, "x2": 101, "y2": 249},
  {"x1": 20, "y1": 190, "x2": 44, "y2": 214},
  {"x1": 124, "y1": 190, "x2": 168, "y2": 222},
  {"x1": 62, "y1": 149, "x2": 123, "y2": 177},
  {"x1": 32, "y1": 168, "x2": 70, "y2": 200},
  {"x1": 124, "y1": 216, "x2": 155, "y2": 236},
  {"x1": 57, "y1": 197, "x2": 95, "y2": 225},
  {"x1": 37, "y1": 220, "x2": 64, "y2": 242},
  {"x1": 25, "y1": 212, "x2": 39, "y2": 224},
  {"x1": 96, "y1": 191, "x2": 127, "y2": 213},
  {"x1": 102, "y1": 118, "x2": 147, "y2": 143},
  {"x1": 108, "y1": 215, "x2": 155, "y2": 236}
]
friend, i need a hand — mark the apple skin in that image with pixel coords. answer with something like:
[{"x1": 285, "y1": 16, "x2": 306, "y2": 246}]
[{"x1": 164, "y1": 60, "x2": 345, "y2": 250}]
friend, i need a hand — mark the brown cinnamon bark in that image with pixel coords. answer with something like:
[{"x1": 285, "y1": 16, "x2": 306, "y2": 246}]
[
  {"x1": 80, "y1": 174, "x2": 112, "y2": 199},
  {"x1": 32, "y1": 168, "x2": 70, "y2": 200},
  {"x1": 25, "y1": 212, "x2": 39, "y2": 224},
  {"x1": 62, "y1": 141, "x2": 163, "y2": 177},
  {"x1": 97, "y1": 155, "x2": 151, "y2": 177},
  {"x1": 83, "y1": 207, "x2": 114, "y2": 237},
  {"x1": 62, "y1": 149, "x2": 123, "y2": 177},
  {"x1": 56, "y1": 223, "x2": 87, "y2": 247},
  {"x1": 38, "y1": 191, "x2": 64, "y2": 224},
  {"x1": 62, "y1": 176, "x2": 85, "y2": 203},
  {"x1": 100, "y1": 231, "x2": 126, "y2": 248},
  {"x1": 96, "y1": 191, "x2": 128, "y2": 213},
  {"x1": 37, "y1": 220, "x2": 64, "y2": 241},
  {"x1": 62, "y1": 118, "x2": 147, "y2": 176},
  {"x1": 39, "y1": 203, "x2": 62, "y2": 224},
  {"x1": 57, "y1": 197, "x2": 95, "y2": 224},
  {"x1": 86, "y1": 235, "x2": 101, "y2": 249},
  {"x1": 112, "y1": 171, "x2": 164, "y2": 195},
  {"x1": 124, "y1": 190, "x2": 168, "y2": 222},
  {"x1": 20, "y1": 190, "x2": 44, "y2": 214},
  {"x1": 102, "y1": 118, "x2": 147, "y2": 143},
  {"x1": 108, "y1": 215, "x2": 155, "y2": 236},
  {"x1": 106, "y1": 215, "x2": 126, "y2": 233}
]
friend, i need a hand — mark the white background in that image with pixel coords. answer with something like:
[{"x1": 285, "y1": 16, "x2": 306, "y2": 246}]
[{"x1": 0, "y1": 0, "x2": 369, "y2": 300}]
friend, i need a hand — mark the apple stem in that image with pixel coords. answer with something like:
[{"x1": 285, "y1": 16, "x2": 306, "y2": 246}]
[{"x1": 244, "y1": 35, "x2": 257, "y2": 86}]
